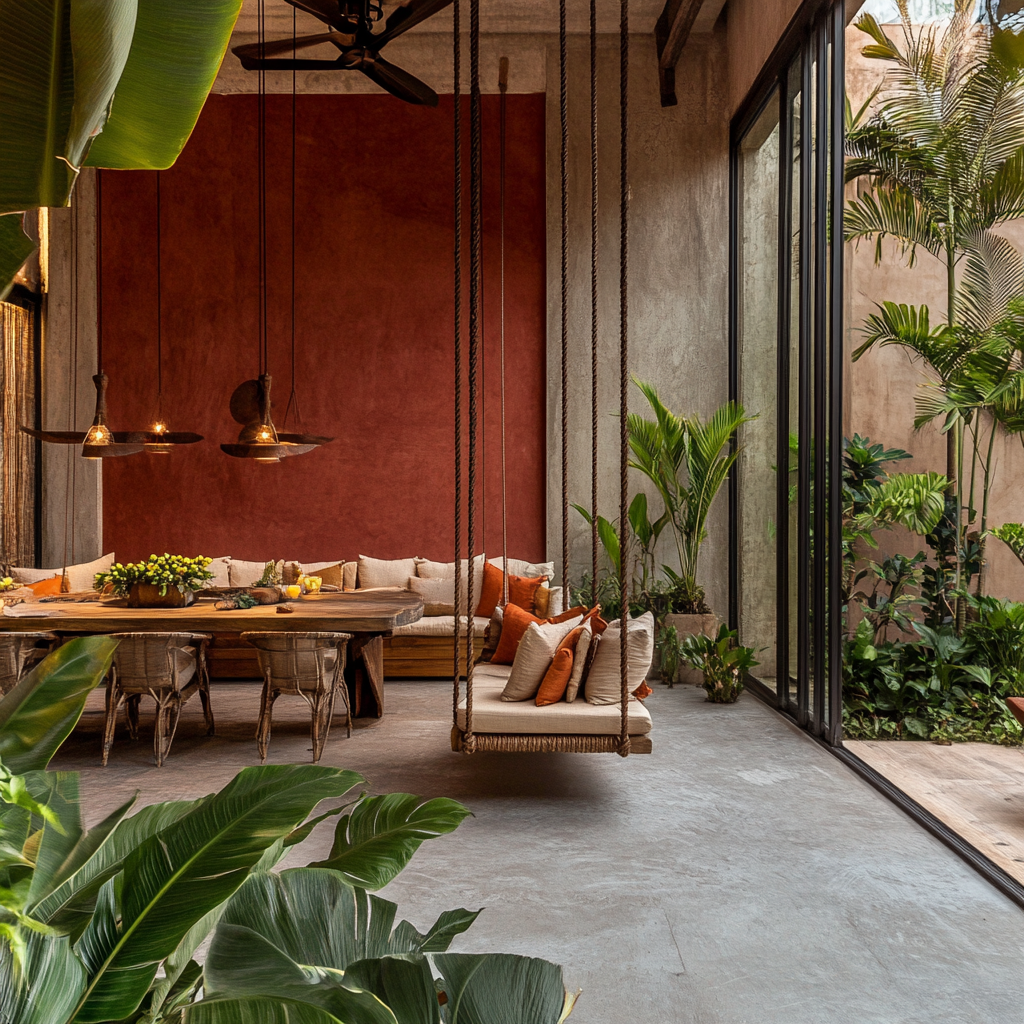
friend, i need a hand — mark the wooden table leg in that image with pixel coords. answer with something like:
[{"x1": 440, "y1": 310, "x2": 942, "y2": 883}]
[{"x1": 345, "y1": 634, "x2": 385, "y2": 719}]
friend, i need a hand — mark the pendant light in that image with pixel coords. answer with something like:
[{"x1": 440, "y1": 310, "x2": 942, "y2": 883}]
[
  {"x1": 221, "y1": 0, "x2": 331, "y2": 463},
  {"x1": 140, "y1": 171, "x2": 203, "y2": 453},
  {"x1": 22, "y1": 173, "x2": 144, "y2": 459}
]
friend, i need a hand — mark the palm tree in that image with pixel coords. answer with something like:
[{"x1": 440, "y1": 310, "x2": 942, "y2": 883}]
[
  {"x1": 846, "y1": 0, "x2": 1024, "y2": 614},
  {"x1": 846, "y1": 0, "x2": 1024, "y2": 488}
]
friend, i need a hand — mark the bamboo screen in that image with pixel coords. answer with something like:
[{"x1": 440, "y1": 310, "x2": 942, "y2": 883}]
[{"x1": 0, "y1": 301, "x2": 36, "y2": 566}]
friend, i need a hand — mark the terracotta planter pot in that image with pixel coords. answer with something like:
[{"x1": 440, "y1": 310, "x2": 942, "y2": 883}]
[
  {"x1": 126, "y1": 583, "x2": 194, "y2": 609},
  {"x1": 661, "y1": 612, "x2": 719, "y2": 686}
]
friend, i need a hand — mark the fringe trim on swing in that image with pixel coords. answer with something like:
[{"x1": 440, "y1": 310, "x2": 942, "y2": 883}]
[{"x1": 451, "y1": 726, "x2": 650, "y2": 756}]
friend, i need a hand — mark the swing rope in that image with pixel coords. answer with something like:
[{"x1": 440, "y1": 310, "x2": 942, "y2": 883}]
[
  {"x1": 590, "y1": 0, "x2": 600, "y2": 606},
  {"x1": 618, "y1": 0, "x2": 631, "y2": 757},
  {"x1": 463, "y1": 0, "x2": 483, "y2": 752},
  {"x1": 559, "y1": 0, "x2": 569, "y2": 590},
  {"x1": 452, "y1": 0, "x2": 463, "y2": 729},
  {"x1": 499, "y1": 56, "x2": 510, "y2": 606}
]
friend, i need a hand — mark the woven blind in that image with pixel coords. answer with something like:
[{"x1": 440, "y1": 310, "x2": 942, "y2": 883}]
[{"x1": 0, "y1": 301, "x2": 36, "y2": 566}]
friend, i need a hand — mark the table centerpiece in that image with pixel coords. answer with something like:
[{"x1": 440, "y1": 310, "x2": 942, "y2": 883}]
[{"x1": 94, "y1": 554, "x2": 214, "y2": 608}]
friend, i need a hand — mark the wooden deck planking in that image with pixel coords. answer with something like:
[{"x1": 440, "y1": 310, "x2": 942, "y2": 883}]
[{"x1": 845, "y1": 739, "x2": 1024, "y2": 885}]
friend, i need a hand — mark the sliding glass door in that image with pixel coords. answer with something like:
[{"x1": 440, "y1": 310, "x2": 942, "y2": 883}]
[{"x1": 730, "y1": 0, "x2": 845, "y2": 743}]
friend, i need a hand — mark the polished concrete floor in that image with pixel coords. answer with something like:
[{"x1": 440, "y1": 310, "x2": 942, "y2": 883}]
[{"x1": 52, "y1": 680, "x2": 1024, "y2": 1024}]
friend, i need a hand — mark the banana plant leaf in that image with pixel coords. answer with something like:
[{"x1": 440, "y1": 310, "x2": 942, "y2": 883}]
[
  {"x1": 0, "y1": 926, "x2": 86, "y2": 1024},
  {"x1": 183, "y1": 996, "x2": 354, "y2": 1024},
  {"x1": 0, "y1": 636, "x2": 118, "y2": 773},
  {"x1": 84, "y1": 0, "x2": 242, "y2": 170},
  {"x1": 197, "y1": 923, "x2": 399, "y2": 1024},
  {"x1": 311, "y1": 794, "x2": 472, "y2": 890},
  {"x1": 28, "y1": 797, "x2": 199, "y2": 940},
  {"x1": 220, "y1": 868, "x2": 480, "y2": 971},
  {"x1": 0, "y1": 213, "x2": 34, "y2": 300},
  {"x1": 433, "y1": 953, "x2": 579, "y2": 1024},
  {"x1": 344, "y1": 955, "x2": 441, "y2": 1024},
  {"x1": 69, "y1": 765, "x2": 362, "y2": 1023}
]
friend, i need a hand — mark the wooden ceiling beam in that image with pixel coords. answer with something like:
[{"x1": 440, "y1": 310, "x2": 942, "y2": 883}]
[{"x1": 655, "y1": 0, "x2": 705, "y2": 107}]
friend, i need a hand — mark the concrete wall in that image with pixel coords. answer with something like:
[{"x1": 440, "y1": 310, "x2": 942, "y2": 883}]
[
  {"x1": 545, "y1": 30, "x2": 731, "y2": 610},
  {"x1": 845, "y1": 23, "x2": 1024, "y2": 601},
  {"x1": 39, "y1": 170, "x2": 102, "y2": 569}
]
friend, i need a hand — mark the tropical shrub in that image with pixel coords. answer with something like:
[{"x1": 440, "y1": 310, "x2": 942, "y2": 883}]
[
  {"x1": 678, "y1": 625, "x2": 758, "y2": 704},
  {"x1": 0, "y1": 642, "x2": 580, "y2": 1024},
  {"x1": 655, "y1": 625, "x2": 681, "y2": 687}
]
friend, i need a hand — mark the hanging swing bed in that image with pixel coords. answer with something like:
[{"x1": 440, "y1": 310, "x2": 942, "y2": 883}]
[{"x1": 450, "y1": 0, "x2": 652, "y2": 757}]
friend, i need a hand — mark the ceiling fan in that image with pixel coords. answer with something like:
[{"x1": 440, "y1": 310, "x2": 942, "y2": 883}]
[{"x1": 233, "y1": 0, "x2": 453, "y2": 106}]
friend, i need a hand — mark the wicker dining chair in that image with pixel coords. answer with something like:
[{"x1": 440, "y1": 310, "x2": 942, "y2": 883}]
[
  {"x1": 0, "y1": 632, "x2": 58, "y2": 695},
  {"x1": 103, "y1": 632, "x2": 214, "y2": 767},
  {"x1": 241, "y1": 631, "x2": 353, "y2": 763}
]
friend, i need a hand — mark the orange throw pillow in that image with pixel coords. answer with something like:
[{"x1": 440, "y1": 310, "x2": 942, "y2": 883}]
[
  {"x1": 508, "y1": 574, "x2": 545, "y2": 612},
  {"x1": 491, "y1": 604, "x2": 542, "y2": 664},
  {"x1": 28, "y1": 575, "x2": 63, "y2": 596},
  {"x1": 552, "y1": 605, "x2": 587, "y2": 624},
  {"x1": 475, "y1": 561, "x2": 504, "y2": 618},
  {"x1": 557, "y1": 624, "x2": 586, "y2": 654},
  {"x1": 536, "y1": 647, "x2": 574, "y2": 706},
  {"x1": 582, "y1": 606, "x2": 609, "y2": 634}
]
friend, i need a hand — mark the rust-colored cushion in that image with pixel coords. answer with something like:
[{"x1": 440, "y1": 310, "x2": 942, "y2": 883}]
[
  {"x1": 28, "y1": 575, "x2": 63, "y2": 596},
  {"x1": 491, "y1": 604, "x2": 542, "y2": 664},
  {"x1": 1008, "y1": 697, "x2": 1024, "y2": 729},
  {"x1": 552, "y1": 605, "x2": 588, "y2": 624},
  {"x1": 535, "y1": 647, "x2": 574, "y2": 706},
  {"x1": 582, "y1": 606, "x2": 609, "y2": 634},
  {"x1": 557, "y1": 624, "x2": 586, "y2": 655},
  {"x1": 475, "y1": 561, "x2": 504, "y2": 618},
  {"x1": 508, "y1": 574, "x2": 545, "y2": 612}
]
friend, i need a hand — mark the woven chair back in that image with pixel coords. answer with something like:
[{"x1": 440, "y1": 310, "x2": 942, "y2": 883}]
[
  {"x1": 109, "y1": 632, "x2": 204, "y2": 694},
  {"x1": 242, "y1": 632, "x2": 352, "y2": 695}
]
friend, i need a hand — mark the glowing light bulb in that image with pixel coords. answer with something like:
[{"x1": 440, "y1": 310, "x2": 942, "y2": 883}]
[
  {"x1": 257, "y1": 427, "x2": 274, "y2": 443},
  {"x1": 151, "y1": 420, "x2": 168, "y2": 435},
  {"x1": 84, "y1": 423, "x2": 112, "y2": 445}
]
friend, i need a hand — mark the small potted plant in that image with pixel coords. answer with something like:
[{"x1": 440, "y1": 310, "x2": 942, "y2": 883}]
[
  {"x1": 678, "y1": 624, "x2": 758, "y2": 704},
  {"x1": 95, "y1": 554, "x2": 214, "y2": 608},
  {"x1": 655, "y1": 624, "x2": 681, "y2": 687}
]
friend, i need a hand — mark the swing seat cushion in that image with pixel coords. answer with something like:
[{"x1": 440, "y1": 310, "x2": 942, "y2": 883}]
[{"x1": 457, "y1": 664, "x2": 652, "y2": 736}]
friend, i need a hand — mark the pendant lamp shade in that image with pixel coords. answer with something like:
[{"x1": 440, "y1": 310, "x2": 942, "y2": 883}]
[{"x1": 220, "y1": 374, "x2": 331, "y2": 461}]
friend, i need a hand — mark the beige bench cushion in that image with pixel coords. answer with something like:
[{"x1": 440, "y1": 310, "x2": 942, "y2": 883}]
[
  {"x1": 456, "y1": 677, "x2": 652, "y2": 736},
  {"x1": 392, "y1": 615, "x2": 491, "y2": 637}
]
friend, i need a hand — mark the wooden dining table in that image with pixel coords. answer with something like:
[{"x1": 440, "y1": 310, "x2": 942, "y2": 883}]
[{"x1": 0, "y1": 590, "x2": 424, "y2": 718}]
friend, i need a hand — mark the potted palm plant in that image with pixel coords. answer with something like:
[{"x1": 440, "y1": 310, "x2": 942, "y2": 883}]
[
  {"x1": 628, "y1": 380, "x2": 752, "y2": 661},
  {"x1": 679, "y1": 624, "x2": 758, "y2": 704},
  {"x1": 95, "y1": 554, "x2": 214, "y2": 608}
]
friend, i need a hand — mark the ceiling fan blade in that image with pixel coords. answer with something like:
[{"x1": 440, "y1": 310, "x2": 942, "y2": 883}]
[
  {"x1": 278, "y1": 433, "x2": 334, "y2": 446},
  {"x1": 359, "y1": 57, "x2": 438, "y2": 106},
  {"x1": 117, "y1": 431, "x2": 205, "y2": 445},
  {"x1": 236, "y1": 55, "x2": 351, "y2": 72},
  {"x1": 82, "y1": 443, "x2": 145, "y2": 459},
  {"x1": 376, "y1": 0, "x2": 454, "y2": 46},
  {"x1": 233, "y1": 32, "x2": 350, "y2": 62},
  {"x1": 20, "y1": 427, "x2": 85, "y2": 444},
  {"x1": 284, "y1": 0, "x2": 351, "y2": 31}
]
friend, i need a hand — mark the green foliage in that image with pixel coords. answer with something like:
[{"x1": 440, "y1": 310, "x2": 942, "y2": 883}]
[
  {"x1": 94, "y1": 553, "x2": 214, "y2": 597},
  {"x1": 851, "y1": 552, "x2": 927, "y2": 641},
  {"x1": 0, "y1": 0, "x2": 243, "y2": 293},
  {"x1": 989, "y1": 522, "x2": 1024, "y2": 567},
  {"x1": 0, "y1": 648, "x2": 578, "y2": 1024},
  {"x1": 254, "y1": 561, "x2": 282, "y2": 587},
  {"x1": 0, "y1": 637, "x2": 117, "y2": 773},
  {"x1": 843, "y1": 612, "x2": 1024, "y2": 744},
  {"x1": 628, "y1": 380, "x2": 752, "y2": 613},
  {"x1": 678, "y1": 625, "x2": 758, "y2": 704},
  {"x1": 963, "y1": 595, "x2": 1024, "y2": 691},
  {"x1": 655, "y1": 625, "x2": 680, "y2": 687}
]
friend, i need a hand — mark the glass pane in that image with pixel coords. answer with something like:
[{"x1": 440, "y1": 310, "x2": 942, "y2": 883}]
[
  {"x1": 787, "y1": 60, "x2": 802, "y2": 712},
  {"x1": 736, "y1": 92, "x2": 781, "y2": 692}
]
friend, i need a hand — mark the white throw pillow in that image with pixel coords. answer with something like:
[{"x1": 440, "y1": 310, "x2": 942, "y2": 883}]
[
  {"x1": 416, "y1": 554, "x2": 485, "y2": 607},
  {"x1": 358, "y1": 555, "x2": 418, "y2": 590},
  {"x1": 488, "y1": 556, "x2": 555, "y2": 583},
  {"x1": 564, "y1": 620, "x2": 594, "y2": 703},
  {"x1": 501, "y1": 618, "x2": 579, "y2": 702},
  {"x1": 343, "y1": 561, "x2": 358, "y2": 590},
  {"x1": 205, "y1": 556, "x2": 232, "y2": 588},
  {"x1": 407, "y1": 576, "x2": 456, "y2": 616},
  {"x1": 229, "y1": 559, "x2": 282, "y2": 588},
  {"x1": 584, "y1": 612, "x2": 655, "y2": 705},
  {"x1": 13, "y1": 552, "x2": 115, "y2": 593}
]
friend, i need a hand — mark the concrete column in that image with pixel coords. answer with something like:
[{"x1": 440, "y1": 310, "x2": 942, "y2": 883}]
[{"x1": 39, "y1": 169, "x2": 103, "y2": 568}]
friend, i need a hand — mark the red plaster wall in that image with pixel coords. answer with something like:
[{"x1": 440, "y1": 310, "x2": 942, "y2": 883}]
[{"x1": 99, "y1": 93, "x2": 547, "y2": 564}]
